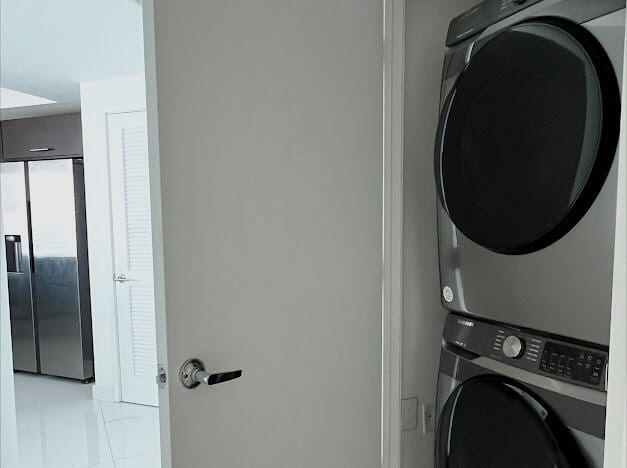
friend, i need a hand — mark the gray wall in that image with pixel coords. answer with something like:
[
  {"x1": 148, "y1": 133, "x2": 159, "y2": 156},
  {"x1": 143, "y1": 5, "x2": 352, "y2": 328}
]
[{"x1": 401, "y1": 1, "x2": 476, "y2": 467}]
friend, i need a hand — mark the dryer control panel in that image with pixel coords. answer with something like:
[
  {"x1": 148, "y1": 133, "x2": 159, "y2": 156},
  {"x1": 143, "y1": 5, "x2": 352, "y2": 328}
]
[
  {"x1": 443, "y1": 314, "x2": 608, "y2": 391},
  {"x1": 446, "y1": 0, "x2": 626, "y2": 47},
  {"x1": 446, "y1": 0, "x2": 544, "y2": 46}
]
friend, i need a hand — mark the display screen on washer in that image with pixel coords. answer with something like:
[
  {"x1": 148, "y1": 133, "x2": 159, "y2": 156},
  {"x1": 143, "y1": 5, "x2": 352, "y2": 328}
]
[{"x1": 540, "y1": 342, "x2": 605, "y2": 386}]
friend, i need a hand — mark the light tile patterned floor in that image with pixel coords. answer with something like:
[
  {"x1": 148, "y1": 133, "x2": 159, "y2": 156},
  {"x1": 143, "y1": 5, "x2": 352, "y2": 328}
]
[{"x1": 14, "y1": 373, "x2": 161, "y2": 468}]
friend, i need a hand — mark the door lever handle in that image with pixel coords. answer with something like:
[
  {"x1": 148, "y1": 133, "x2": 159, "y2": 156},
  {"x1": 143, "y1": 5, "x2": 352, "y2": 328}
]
[{"x1": 179, "y1": 358, "x2": 242, "y2": 389}]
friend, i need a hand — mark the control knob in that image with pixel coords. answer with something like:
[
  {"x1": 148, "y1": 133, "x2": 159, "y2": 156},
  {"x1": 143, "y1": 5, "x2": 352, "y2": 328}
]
[{"x1": 502, "y1": 335, "x2": 525, "y2": 359}]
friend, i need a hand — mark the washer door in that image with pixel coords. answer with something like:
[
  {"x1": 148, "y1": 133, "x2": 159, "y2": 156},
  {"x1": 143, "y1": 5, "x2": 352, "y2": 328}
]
[
  {"x1": 435, "y1": 18, "x2": 620, "y2": 254},
  {"x1": 436, "y1": 376, "x2": 586, "y2": 468}
]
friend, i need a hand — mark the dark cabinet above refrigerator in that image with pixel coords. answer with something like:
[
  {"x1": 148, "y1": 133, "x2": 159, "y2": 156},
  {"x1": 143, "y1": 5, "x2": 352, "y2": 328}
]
[{"x1": 0, "y1": 113, "x2": 83, "y2": 162}]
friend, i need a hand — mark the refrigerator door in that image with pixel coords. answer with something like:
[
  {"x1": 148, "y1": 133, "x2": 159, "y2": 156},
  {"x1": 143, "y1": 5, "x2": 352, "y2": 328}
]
[
  {"x1": 0, "y1": 162, "x2": 38, "y2": 372},
  {"x1": 28, "y1": 159, "x2": 93, "y2": 380}
]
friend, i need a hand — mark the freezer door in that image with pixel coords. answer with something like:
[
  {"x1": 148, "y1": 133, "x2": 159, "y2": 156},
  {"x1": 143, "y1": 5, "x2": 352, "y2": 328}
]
[
  {"x1": 0, "y1": 162, "x2": 38, "y2": 372},
  {"x1": 28, "y1": 159, "x2": 92, "y2": 380}
]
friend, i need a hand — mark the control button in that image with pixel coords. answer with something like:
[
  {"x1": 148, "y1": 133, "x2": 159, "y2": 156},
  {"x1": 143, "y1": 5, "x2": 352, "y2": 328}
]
[{"x1": 502, "y1": 335, "x2": 525, "y2": 359}]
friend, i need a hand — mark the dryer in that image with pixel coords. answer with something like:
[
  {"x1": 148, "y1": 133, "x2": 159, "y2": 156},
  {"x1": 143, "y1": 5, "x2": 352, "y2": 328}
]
[
  {"x1": 436, "y1": 313, "x2": 608, "y2": 467},
  {"x1": 435, "y1": 0, "x2": 625, "y2": 345}
]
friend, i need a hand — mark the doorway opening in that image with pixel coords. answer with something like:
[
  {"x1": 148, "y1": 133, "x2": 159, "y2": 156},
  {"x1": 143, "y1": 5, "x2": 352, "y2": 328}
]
[{"x1": 0, "y1": 2, "x2": 161, "y2": 467}]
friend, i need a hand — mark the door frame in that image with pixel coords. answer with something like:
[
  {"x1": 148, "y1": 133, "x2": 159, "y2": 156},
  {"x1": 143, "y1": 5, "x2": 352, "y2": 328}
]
[
  {"x1": 604, "y1": 19, "x2": 627, "y2": 468},
  {"x1": 80, "y1": 76, "x2": 148, "y2": 403},
  {"x1": 142, "y1": 2, "x2": 172, "y2": 464},
  {"x1": 382, "y1": 0, "x2": 405, "y2": 467}
]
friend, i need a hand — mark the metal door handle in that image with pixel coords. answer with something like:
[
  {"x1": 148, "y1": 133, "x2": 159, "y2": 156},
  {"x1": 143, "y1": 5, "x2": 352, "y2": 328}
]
[
  {"x1": 114, "y1": 274, "x2": 129, "y2": 283},
  {"x1": 29, "y1": 147, "x2": 54, "y2": 152},
  {"x1": 4, "y1": 235, "x2": 23, "y2": 274},
  {"x1": 179, "y1": 358, "x2": 242, "y2": 389}
]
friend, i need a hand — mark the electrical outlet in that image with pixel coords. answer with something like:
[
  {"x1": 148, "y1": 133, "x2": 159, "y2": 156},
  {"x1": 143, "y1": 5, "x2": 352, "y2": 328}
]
[
  {"x1": 401, "y1": 397, "x2": 418, "y2": 431},
  {"x1": 421, "y1": 403, "x2": 436, "y2": 434}
]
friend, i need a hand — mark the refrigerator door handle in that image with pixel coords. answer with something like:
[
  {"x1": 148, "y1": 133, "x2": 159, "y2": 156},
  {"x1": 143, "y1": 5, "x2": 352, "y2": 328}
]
[{"x1": 4, "y1": 235, "x2": 23, "y2": 274}]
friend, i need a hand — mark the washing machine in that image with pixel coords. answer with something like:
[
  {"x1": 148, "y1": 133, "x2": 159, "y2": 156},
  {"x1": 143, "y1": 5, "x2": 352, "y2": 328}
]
[
  {"x1": 436, "y1": 313, "x2": 608, "y2": 467},
  {"x1": 435, "y1": 0, "x2": 625, "y2": 346}
]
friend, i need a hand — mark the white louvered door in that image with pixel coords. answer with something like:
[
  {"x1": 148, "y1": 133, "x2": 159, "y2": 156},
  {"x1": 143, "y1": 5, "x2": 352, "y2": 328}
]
[{"x1": 108, "y1": 111, "x2": 158, "y2": 406}]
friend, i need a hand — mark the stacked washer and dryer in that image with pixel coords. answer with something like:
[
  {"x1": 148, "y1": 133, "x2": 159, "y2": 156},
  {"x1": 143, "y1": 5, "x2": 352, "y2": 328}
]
[{"x1": 433, "y1": 0, "x2": 625, "y2": 467}]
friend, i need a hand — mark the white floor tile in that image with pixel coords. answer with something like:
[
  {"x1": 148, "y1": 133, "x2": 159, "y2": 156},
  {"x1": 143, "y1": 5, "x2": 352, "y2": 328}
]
[
  {"x1": 100, "y1": 400, "x2": 158, "y2": 423},
  {"x1": 14, "y1": 374, "x2": 113, "y2": 468},
  {"x1": 114, "y1": 452, "x2": 162, "y2": 468},
  {"x1": 13, "y1": 373, "x2": 161, "y2": 468},
  {"x1": 106, "y1": 413, "x2": 161, "y2": 460}
]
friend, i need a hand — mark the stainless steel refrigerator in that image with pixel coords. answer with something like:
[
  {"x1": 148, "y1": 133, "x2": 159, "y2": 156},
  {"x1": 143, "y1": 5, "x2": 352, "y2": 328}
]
[{"x1": 1, "y1": 159, "x2": 93, "y2": 381}]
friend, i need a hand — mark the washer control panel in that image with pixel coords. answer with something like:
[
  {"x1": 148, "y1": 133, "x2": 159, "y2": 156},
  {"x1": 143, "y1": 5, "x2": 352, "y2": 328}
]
[
  {"x1": 443, "y1": 314, "x2": 608, "y2": 391},
  {"x1": 539, "y1": 342, "x2": 605, "y2": 387},
  {"x1": 486, "y1": 326, "x2": 543, "y2": 366},
  {"x1": 502, "y1": 335, "x2": 524, "y2": 359}
]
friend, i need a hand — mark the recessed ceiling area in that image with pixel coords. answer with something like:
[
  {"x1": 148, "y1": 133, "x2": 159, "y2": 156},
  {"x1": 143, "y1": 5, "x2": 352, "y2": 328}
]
[
  {"x1": 0, "y1": 88, "x2": 56, "y2": 109},
  {"x1": 0, "y1": 0, "x2": 144, "y2": 120}
]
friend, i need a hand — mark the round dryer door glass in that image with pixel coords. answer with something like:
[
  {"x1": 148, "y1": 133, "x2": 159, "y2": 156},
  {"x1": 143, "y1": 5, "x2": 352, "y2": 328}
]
[
  {"x1": 435, "y1": 18, "x2": 620, "y2": 254},
  {"x1": 436, "y1": 376, "x2": 586, "y2": 468}
]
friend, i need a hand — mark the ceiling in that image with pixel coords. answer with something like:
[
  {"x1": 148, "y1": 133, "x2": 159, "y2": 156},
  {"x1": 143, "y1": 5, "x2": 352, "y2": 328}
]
[{"x1": 0, "y1": 0, "x2": 145, "y2": 120}]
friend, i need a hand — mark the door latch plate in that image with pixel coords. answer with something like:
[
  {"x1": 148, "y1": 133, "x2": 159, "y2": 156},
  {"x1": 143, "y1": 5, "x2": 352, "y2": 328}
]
[{"x1": 156, "y1": 365, "x2": 167, "y2": 388}]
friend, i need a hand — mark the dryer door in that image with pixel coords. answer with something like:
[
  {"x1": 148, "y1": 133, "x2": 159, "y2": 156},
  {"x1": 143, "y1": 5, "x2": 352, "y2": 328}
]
[
  {"x1": 436, "y1": 375, "x2": 586, "y2": 468},
  {"x1": 435, "y1": 18, "x2": 620, "y2": 254}
]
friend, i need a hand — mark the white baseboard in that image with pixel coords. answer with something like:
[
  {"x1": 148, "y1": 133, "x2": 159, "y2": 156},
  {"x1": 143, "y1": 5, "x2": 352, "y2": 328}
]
[{"x1": 92, "y1": 385, "x2": 119, "y2": 402}]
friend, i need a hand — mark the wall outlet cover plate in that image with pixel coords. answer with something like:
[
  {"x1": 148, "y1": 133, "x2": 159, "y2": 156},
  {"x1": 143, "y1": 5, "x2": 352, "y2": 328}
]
[{"x1": 401, "y1": 397, "x2": 418, "y2": 431}]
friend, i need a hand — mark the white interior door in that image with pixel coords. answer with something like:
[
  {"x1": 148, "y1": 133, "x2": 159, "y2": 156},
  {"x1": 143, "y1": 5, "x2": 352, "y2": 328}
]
[
  {"x1": 145, "y1": 1, "x2": 384, "y2": 467},
  {"x1": 108, "y1": 110, "x2": 158, "y2": 406}
]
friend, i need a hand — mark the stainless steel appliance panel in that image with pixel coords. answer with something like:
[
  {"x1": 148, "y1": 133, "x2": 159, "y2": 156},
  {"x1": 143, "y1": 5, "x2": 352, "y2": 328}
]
[
  {"x1": 28, "y1": 159, "x2": 90, "y2": 379},
  {"x1": 437, "y1": 314, "x2": 607, "y2": 467},
  {"x1": 436, "y1": 7, "x2": 626, "y2": 346},
  {"x1": 0, "y1": 162, "x2": 38, "y2": 372}
]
